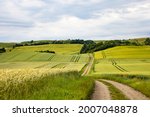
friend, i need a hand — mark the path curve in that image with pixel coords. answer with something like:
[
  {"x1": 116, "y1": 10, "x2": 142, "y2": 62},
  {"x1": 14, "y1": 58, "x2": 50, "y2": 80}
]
[
  {"x1": 82, "y1": 54, "x2": 94, "y2": 76},
  {"x1": 102, "y1": 79, "x2": 149, "y2": 100},
  {"x1": 91, "y1": 81, "x2": 111, "y2": 100}
]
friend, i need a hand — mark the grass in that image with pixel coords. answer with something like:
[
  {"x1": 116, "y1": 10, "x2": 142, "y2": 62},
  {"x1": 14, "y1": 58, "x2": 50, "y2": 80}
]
[
  {"x1": 99, "y1": 80, "x2": 128, "y2": 100},
  {"x1": 0, "y1": 71, "x2": 94, "y2": 100},
  {"x1": 98, "y1": 74, "x2": 150, "y2": 98}
]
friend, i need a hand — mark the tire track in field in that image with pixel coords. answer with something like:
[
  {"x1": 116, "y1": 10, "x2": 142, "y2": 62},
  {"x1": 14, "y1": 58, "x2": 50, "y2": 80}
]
[
  {"x1": 25, "y1": 53, "x2": 39, "y2": 61},
  {"x1": 101, "y1": 79, "x2": 149, "y2": 100},
  {"x1": 110, "y1": 59, "x2": 127, "y2": 72},
  {"x1": 70, "y1": 55, "x2": 81, "y2": 62},
  {"x1": 75, "y1": 55, "x2": 80, "y2": 62},
  {"x1": 6, "y1": 52, "x2": 21, "y2": 61},
  {"x1": 70, "y1": 56, "x2": 75, "y2": 62},
  {"x1": 35, "y1": 63, "x2": 50, "y2": 69},
  {"x1": 48, "y1": 55, "x2": 55, "y2": 61},
  {"x1": 51, "y1": 63, "x2": 67, "y2": 69},
  {"x1": 91, "y1": 81, "x2": 111, "y2": 100}
]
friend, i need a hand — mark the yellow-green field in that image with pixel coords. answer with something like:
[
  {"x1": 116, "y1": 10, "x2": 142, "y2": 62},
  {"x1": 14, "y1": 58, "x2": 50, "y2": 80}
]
[
  {"x1": 13, "y1": 44, "x2": 82, "y2": 54},
  {"x1": 0, "y1": 44, "x2": 95, "y2": 100},
  {"x1": 94, "y1": 46, "x2": 150, "y2": 75},
  {"x1": 0, "y1": 44, "x2": 89, "y2": 71}
]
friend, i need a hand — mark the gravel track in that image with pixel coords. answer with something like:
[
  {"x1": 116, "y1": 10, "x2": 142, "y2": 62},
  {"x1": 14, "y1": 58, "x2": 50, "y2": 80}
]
[
  {"x1": 91, "y1": 81, "x2": 111, "y2": 100},
  {"x1": 102, "y1": 79, "x2": 149, "y2": 100}
]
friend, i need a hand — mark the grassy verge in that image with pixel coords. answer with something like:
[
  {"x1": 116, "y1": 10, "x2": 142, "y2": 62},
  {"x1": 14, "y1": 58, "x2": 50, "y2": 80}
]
[
  {"x1": 0, "y1": 71, "x2": 94, "y2": 100},
  {"x1": 98, "y1": 74, "x2": 150, "y2": 98},
  {"x1": 99, "y1": 80, "x2": 128, "y2": 100}
]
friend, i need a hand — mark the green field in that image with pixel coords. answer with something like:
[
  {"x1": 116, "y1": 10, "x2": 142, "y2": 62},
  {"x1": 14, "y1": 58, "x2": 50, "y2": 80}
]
[
  {"x1": 94, "y1": 46, "x2": 150, "y2": 75},
  {"x1": 0, "y1": 44, "x2": 89, "y2": 71},
  {"x1": 0, "y1": 44, "x2": 94, "y2": 100},
  {"x1": 13, "y1": 44, "x2": 82, "y2": 54}
]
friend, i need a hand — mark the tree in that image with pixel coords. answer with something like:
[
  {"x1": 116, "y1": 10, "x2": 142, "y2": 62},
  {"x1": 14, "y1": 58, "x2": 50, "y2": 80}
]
[
  {"x1": 0, "y1": 48, "x2": 6, "y2": 53},
  {"x1": 144, "y1": 38, "x2": 150, "y2": 45}
]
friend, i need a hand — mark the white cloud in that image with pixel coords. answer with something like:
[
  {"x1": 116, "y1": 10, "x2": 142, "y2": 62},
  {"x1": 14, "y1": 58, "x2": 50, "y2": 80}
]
[
  {"x1": 0, "y1": 0, "x2": 30, "y2": 21},
  {"x1": 0, "y1": 0, "x2": 150, "y2": 42},
  {"x1": 56, "y1": 0, "x2": 103, "y2": 5},
  {"x1": 18, "y1": 0, "x2": 46, "y2": 8}
]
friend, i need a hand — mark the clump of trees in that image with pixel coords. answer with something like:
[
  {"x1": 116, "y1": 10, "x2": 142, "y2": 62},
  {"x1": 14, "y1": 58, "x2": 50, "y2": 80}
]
[
  {"x1": 80, "y1": 40, "x2": 96, "y2": 53},
  {"x1": 37, "y1": 50, "x2": 55, "y2": 54},
  {"x1": 0, "y1": 48, "x2": 6, "y2": 53},
  {"x1": 144, "y1": 38, "x2": 150, "y2": 45}
]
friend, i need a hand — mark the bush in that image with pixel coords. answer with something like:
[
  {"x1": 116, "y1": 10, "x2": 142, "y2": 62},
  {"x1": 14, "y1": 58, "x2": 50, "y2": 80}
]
[
  {"x1": 37, "y1": 50, "x2": 55, "y2": 54},
  {"x1": 144, "y1": 38, "x2": 150, "y2": 45},
  {"x1": 0, "y1": 48, "x2": 6, "y2": 53}
]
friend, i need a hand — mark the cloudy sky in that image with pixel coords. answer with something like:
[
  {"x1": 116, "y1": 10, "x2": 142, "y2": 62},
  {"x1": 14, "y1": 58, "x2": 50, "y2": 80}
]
[{"x1": 0, "y1": 0, "x2": 150, "y2": 42}]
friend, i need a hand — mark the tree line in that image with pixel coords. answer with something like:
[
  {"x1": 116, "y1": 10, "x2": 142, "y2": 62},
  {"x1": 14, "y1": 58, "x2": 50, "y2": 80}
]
[
  {"x1": 13, "y1": 39, "x2": 85, "y2": 48},
  {"x1": 80, "y1": 38, "x2": 150, "y2": 53},
  {"x1": 1, "y1": 38, "x2": 150, "y2": 54}
]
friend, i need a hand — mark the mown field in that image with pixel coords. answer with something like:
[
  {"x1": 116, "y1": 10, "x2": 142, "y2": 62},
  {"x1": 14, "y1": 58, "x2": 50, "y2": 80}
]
[
  {"x1": 0, "y1": 44, "x2": 94, "y2": 100},
  {"x1": 94, "y1": 46, "x2": 150, "y2": 75}
]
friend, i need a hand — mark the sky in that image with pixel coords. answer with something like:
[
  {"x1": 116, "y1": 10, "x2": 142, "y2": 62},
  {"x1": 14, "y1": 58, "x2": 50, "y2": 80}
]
[{"x1": 0, "y1": 0, "x2": 150, "y2": 42}]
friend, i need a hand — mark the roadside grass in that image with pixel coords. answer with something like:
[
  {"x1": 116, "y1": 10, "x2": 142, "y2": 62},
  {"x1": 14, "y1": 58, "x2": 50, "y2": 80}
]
[
  {"x1": 0, "y1": 71, "x2": 94, "y2": 100},
  {"x1": 97, "y1": 74, "x2": 150, "y2": 98},
  {"x1": 99, "y1": 80, "x2": 128, "y2": 100}
]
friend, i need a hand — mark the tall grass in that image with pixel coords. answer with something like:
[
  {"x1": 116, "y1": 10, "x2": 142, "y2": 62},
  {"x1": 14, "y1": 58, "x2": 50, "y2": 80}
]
[
  {"x1": 0, "y1": 70, "x2": 94, "y2": 100},
  {"x1": 98, "y1": 74, "x2": 150, "y2": 98}
]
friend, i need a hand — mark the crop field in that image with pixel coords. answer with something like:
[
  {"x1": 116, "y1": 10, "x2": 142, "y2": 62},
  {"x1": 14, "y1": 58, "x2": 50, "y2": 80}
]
[
  {"x1": 0, "y1": 70, "x2": 94, "y2": 99},
  {"x1": 94, "y1": 46, "x2": 150, "y2": 75},
  {"x1": 0, "y1": 44, "x2": 94, "y2": 100},
  {"x1": 95, "y1": 46, "x2": 150, "y2": 59},
  {"x1": 13, "y1": 44, "x2": 82, "y2": 54},
  {"x1": 0, "y1": 44, "x2": 89, "y2": 71}
]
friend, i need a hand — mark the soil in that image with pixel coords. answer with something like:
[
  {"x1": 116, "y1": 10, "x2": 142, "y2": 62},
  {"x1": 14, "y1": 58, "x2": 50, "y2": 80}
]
[{"x1": 91, "y1": 81, "x2": 111, "y2": 100}]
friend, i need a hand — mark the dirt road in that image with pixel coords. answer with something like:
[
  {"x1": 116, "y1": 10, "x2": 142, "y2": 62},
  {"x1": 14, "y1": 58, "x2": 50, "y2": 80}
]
[
  {"x1": 97, "y1": 79, "x2": 149, "y2": 100},
  {"x1": 91, "y1": 81, "x2": 111, "y2": 100},
  {"x1": 82, "y1": 54, "x2": 94, "y2": 76}
]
